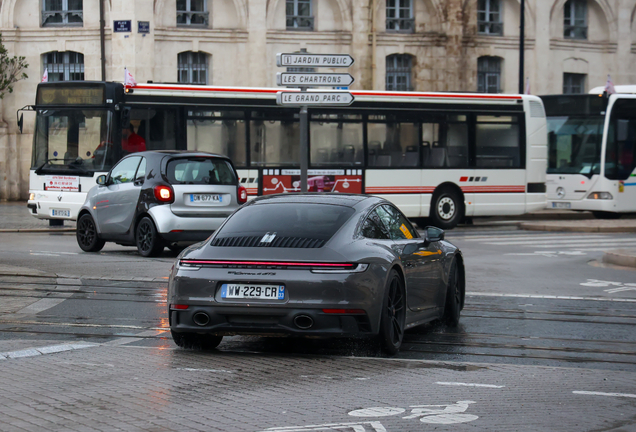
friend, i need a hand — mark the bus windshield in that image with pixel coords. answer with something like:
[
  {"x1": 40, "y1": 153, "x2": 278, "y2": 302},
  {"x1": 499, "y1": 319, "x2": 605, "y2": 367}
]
[
  {"x1": 547, "y1": 116, "x2": 604, "y2": 175},
  {"x1": 32, "y1": 109, "x2": 116, "y2": 175}
]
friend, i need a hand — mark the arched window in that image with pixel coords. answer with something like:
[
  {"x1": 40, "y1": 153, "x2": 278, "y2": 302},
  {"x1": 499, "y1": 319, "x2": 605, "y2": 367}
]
[
  {"x1": 386, "y1": 54, "x2": 413, "y2": 91},
  {"x1": 564, "y1": 0, "x2": 587, "y2": 39},
  {"x1": 177, "y1": 0, "x2": 209, "y2": 26},
  {"x1": 386, "y1": 0, "x2": 414, "y2": 32},
  {"x1": 43, "y1": 51, "x2": 84, "y2": 81},
  {"x1": 478, "y1": 0, "x2": 502, "y2": 35},
  {"x1": 42, "y1": 0, "x2": 83, "y2": 27},
  {"x1": 477, "y1": 56, "x2": 501, "y2": 93},
  {"x1": 178, "y1": 52, "x2": 209, "y2": 85},
  {"x1": 286, "y1": 0, "x2": 313, "y2": 30}
]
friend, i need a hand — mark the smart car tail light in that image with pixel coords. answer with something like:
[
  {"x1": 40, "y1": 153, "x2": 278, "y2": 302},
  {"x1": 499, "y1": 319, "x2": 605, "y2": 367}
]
[
  {"x1": 238, "y1": 185, "x2": 248, "y2": 204},
  {"x1": 154, "y1": 185, "x2": 174, "y2": 203}
]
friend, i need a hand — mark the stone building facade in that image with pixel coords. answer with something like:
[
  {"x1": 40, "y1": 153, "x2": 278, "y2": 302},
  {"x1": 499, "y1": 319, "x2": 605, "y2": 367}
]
[{"x1": 0, "y1": 0, "x2": 635, "y2": 199}]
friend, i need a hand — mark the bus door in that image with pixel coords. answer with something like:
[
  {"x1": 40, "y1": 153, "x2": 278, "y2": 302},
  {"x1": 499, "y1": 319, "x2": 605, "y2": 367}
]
[
  {"x1": 605, "y1": 97, "x2": 636, "y2": 212},
  {"x1": 472, "y1": 114, "x2": 525, "y2": 216}
]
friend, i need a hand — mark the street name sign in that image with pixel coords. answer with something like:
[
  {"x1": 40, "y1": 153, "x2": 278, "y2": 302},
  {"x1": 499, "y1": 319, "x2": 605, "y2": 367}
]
[
  {"x1": 276, "y1": 91, "x2": 355, "y2": 106},
  {"x1": 276, "y1": 53, "x2": 354, "y2": 68},
  {"x1": 277, "y1": 73, "x2": 355, "y2": 87}
]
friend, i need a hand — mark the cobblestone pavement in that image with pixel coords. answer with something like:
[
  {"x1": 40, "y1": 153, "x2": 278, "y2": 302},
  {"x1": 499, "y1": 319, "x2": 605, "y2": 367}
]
[{"x1": 1, "y1": 342, "x2": 635, "y2": 432}]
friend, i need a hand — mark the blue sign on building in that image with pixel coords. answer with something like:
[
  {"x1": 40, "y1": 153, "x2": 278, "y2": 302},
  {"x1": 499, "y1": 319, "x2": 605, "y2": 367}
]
[
  {"x1": 114, "y1": 20, "x2": 132, "y2": 33},
  {"x1": 138, "y1": 21, "x2": 150, "y2": 34}
]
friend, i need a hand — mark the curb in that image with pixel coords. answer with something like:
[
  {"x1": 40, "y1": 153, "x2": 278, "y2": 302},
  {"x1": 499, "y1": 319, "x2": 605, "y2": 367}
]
[
  {"x1": 0, "y1": 228, "x2": 76, "y2": 233},
  {"x1": 518, "y1": 222, "x2": 636, "y2": 233},
  {"x1": 602, "y1": 250, "x2": 636, "y2": 268},
  {"x1": 0, "y1": 270, "x2": 169, "y2": 282}
]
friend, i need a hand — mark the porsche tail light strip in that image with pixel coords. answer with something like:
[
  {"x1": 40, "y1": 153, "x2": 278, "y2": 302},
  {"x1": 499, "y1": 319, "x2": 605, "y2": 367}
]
[{"x1": 180, "y1": 259, "x2": 357, "y2": 268}]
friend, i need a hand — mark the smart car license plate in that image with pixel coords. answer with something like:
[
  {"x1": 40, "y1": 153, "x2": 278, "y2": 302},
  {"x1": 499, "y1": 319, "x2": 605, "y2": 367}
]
[
  {"x1": 551, "y1": 202, "x2": 571, "y2": 209},
  {"x1": 190, "y1": 194, "x2": 222, "y2": 203},
  {"x1": 50, "y1": 209, "x2": 70, "y2": 217},
  {"x1": 221, "y1": 284, "x2": 285, "y2": 300}
]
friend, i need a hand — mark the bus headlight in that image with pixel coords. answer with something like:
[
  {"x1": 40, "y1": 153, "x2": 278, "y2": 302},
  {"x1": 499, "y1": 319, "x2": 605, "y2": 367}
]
[
  {"x1": 587, "y1": 192, "x2": 613, "y2": 200},
  {"x1": 29, "y1": 193, "x2": 35, "y2": 201}
]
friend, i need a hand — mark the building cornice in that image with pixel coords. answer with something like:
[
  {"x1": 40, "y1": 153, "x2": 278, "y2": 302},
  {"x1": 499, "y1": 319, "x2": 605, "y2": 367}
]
[
  {"x1": 375, "y1": 31, "x2": 447, "y2": 46},
  {"x1": 0, "y1": 28, "x2": 109, "y2": 42},
  {"x1": 469, "y1": 36, "x2": 536, "y2": 50},
  {"x1": 154, "y1": 27, "x2": 249, "y2": 42},
  {"x1": 266, "y1": 30, "x2": 352, "y2": 45},
  {"x1": 550, "y1": 38, "x2": 617, "y2": 54}
]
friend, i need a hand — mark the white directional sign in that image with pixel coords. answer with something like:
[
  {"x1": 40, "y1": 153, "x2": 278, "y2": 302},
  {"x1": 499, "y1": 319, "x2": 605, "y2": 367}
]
[
  {"x1": 276, "y1": 91, "x2": 355, "y2": 106},
  {"x1": 277, "y1": 72, "x2": 355, "y2": 87},
  {"x1": 276, "y1": 53, "x2": 354, "y2": 68}
]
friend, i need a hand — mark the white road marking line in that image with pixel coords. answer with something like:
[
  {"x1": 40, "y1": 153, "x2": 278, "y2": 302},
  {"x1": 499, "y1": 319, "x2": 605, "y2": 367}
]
[
  {"x1": 175, "y1": 368, "x2": 233, "y2": 373},
  {"x1": 605, "y1": 287, "x2": 636, "y2": 293},
  {"x1": 263, "y1": 421, "x2": 387, "y2": 432},
  {"x1": 573, "y1": 391, "x2": 636, "y2": 398},
  {"x1": 456, "y1": 234, "x2": 608, "y2": 241},
  {"x1": 503, "y1": 242, "x2": 636, "y2": 249},
  {"x1": 436, "y1": 381, "x2": 505, "y2": 388},
  {"x1": 13, "y1": 297, "x2": 72, "y2": 314},
  {"x1": 0, "y1": 342, "x2": 99, "y2": 360},
  {"x1": 33, "y1": 251, "x2": 78, "y2": 255},
  {"x1": 484, "y1": 238, "x2": 636, "y2": 246},
  {"x1": 466, "y1": 292, "x2": 636, "y2": 302}
]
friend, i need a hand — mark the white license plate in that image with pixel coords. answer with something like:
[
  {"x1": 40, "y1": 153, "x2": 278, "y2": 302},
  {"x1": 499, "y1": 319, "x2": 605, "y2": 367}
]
[
  {"x1": 221, "y1": 284, "x2": 285, "y2": 300},
  {"x1": 552, "y1": 202, "x2": 571, "y2": 209},
  {"x1": 190, "y1": 194, "x2": 222, "y2": 203},
  {"x1": 51, "y1": 209, "x2": 70, "y2": 217}
]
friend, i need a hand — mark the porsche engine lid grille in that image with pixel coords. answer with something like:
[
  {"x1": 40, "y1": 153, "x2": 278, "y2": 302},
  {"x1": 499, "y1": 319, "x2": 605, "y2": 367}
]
[{"x1": 211, "y1": 236, "x2": 325, "y2": 248}]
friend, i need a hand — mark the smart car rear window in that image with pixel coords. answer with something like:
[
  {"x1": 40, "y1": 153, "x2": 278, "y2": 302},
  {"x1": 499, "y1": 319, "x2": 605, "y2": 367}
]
[
  {"x1": 166, "y1": 157, "x2": 236, "y2": 185},
  {"x1": 213, "y1": 203, "x2": 355, "y2": 246}
]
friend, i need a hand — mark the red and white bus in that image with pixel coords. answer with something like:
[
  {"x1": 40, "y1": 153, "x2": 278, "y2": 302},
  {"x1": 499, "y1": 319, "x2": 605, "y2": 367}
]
[{"x1": 26, "y1": 81, "x2": 547, "y2": 228}]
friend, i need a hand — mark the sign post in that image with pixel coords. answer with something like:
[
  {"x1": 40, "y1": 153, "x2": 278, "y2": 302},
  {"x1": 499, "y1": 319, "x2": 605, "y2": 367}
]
[{"x1": 276, "y1": 52, "x2": 355, "y2": 192}]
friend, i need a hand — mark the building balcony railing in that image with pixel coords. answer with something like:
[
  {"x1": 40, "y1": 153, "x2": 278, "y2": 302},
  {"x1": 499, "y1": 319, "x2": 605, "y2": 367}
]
[
  {"x1": 177, "y1": 11, "x2": 210, "y2": 27},
  {"x1": 564, "y1": 25, "x2": 587, "y2": 40},
  {"x1": 477, "y1": 21, "x2": 503, "y2": 36},
  {"x1": 286, "y1": 15, "x2": 314, "y2": 31},
  {"x1": 41, "y1": 10, "x2": 83, "y2": 27},
  {"x1": 386, "y1": 18, "x2": 415, "y2": 33}
]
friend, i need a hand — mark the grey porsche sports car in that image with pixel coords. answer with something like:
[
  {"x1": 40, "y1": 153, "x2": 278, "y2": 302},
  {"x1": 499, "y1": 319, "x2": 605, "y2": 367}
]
[{"x1": 168, "y1": 193, "x2": 465, "y2": 354}]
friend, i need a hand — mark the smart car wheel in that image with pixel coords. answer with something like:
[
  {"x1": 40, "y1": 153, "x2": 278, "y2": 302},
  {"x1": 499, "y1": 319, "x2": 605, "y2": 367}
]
[
  {"x1": 76, "y1": 214, "x2": 105, "y2": 252},
  {"x1": 442, "y1": 260, "x2": 462, "y2": 327},
  {"x1": 430, "y1": 187, "x2": 464, "y2": 229},
  {"x1": 171, "y1": 331, "x2": 223, "y2": 350},
  {"x1": 136, "y1": 217, "x2": 164, "y2": 257},
  {"x1": 378, "y1": 270, "x2": 406, "y2": 355}
]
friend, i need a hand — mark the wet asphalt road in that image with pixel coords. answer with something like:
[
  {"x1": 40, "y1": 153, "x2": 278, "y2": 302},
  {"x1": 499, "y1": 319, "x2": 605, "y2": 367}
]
[{"x1": 0, "y1": 226, "x2": 635, "y2": 430}]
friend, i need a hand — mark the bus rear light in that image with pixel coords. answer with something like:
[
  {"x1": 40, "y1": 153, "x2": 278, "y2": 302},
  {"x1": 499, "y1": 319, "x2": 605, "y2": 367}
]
[
  {"x1": 154, "y1": 185, "x2": 174, "y2": 203},
  {"x1": 238, "y1": 185, "x2": 248, "y2": 204},
  {"x1": 588, "y1": 192, "x2": 613, "y2": 200}
]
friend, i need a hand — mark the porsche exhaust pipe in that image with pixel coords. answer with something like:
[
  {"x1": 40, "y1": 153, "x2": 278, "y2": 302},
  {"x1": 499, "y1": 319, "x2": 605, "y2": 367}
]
[
  {"x1": 293, "y1": 315, "x2": 314, "y2": 329},
  {"x1": 193, "y1": 312, "x2": 210, "y2": 326}
]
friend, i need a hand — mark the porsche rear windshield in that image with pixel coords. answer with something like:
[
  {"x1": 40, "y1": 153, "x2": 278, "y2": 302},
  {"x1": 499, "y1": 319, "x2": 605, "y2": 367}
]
[
  {"x1": 216, "y1": 203, "x2": 355, "y2": 242},
  {"x1": 167, "y1": 157, "x2": 236, "y2": 185}
]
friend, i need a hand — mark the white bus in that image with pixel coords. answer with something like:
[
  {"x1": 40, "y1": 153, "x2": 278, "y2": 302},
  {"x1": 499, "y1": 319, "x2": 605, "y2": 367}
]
[
  {"x1": 541, "y1": 87, "x2": 636, "y2": 218},
  {"x1": 25, "y1": 81, "x2": 547, "y2": 229}
]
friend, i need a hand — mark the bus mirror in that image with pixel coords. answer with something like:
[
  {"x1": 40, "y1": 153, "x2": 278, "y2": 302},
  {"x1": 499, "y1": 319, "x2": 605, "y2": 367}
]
[
  {"x1": 17, "y1": 113, "x2": 23, "y2": 134},
  {"x1": 96, "y1": 175, "x2": 107, "y2": 186},
  {"x1": 121, "y1": 107, "x2": 131, "y2": 129}
]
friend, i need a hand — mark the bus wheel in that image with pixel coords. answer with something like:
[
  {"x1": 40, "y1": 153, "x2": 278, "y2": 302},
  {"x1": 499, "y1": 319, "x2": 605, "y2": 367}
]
[
  {"x1": 76, "y1": 214, "x2": 105, "y2": 252},
  {"x1": 592, "y1": 211, "x2": 621, "y2": 220},
  {"x1": 430, "y1": 187, "x2": 464, "y2": 229}
]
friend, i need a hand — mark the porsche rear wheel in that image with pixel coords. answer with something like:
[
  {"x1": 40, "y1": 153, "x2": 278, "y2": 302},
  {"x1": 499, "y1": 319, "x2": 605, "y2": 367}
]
[
  {"x1": 171, "y1": 331, "x2": 223, "y2": 350},
  {"x1": 442, "y1": 260, "x2": 462, "y2": 327},
  {"x1": 76, "y1": 214, "x2": 105, "y2": 252},
  {"x1": 378, "y1": 270, "x2": 406, "y2": 355}
]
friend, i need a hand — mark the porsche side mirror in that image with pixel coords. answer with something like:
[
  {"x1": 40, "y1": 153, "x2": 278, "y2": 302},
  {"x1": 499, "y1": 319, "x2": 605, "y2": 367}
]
[
  {"x1": 96, "y1": 175, "x2": 108, "y2": 186},
  {"x1": 425, "y1": 226, "x2": 445, "y2": 242}
]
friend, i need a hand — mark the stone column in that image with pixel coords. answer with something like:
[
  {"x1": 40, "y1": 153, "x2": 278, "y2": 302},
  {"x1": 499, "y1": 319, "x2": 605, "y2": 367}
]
[
  {"x1": 247, "y1": 0, "x2": 268, "y2": 87},
  {"x1": 351, "y1": 0, "x2": 372, "y2": 90},
  {"x1": 615, "y1": 0, "x2": 631, "y2": 85},
  {"x1": 533, "y1": 0, "x2": 552, "y2": 94}
]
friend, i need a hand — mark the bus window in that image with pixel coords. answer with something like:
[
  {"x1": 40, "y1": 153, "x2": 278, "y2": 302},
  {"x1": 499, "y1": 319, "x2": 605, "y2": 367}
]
[
  {"x1": 421, "y1": 122, "x2": 441, "y2": 167},
  {"x1": 546, "y1": 116, "x2": 603, "y2": 175},
  {"x1": 475, "y1": 115, "x2": 522, "y2": 168},
  {"x1": 433, "y1": 116, "x2": 469, "y2": 168},
  {"x1": 250, "y1": 112, "x2": 299, "y2": 166},
  {"x1": 310, "y1": 115, "x2": 362, "y2": 166},
  {"x1": 367, "y1": 119, "x2": 419, "y2": 167},
  {"x1": 187, "y1": 110, "x2": 246, "y2": 166},
  {"x1": 605, "y1": 100, "x2": 636, "y2": 180}
]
